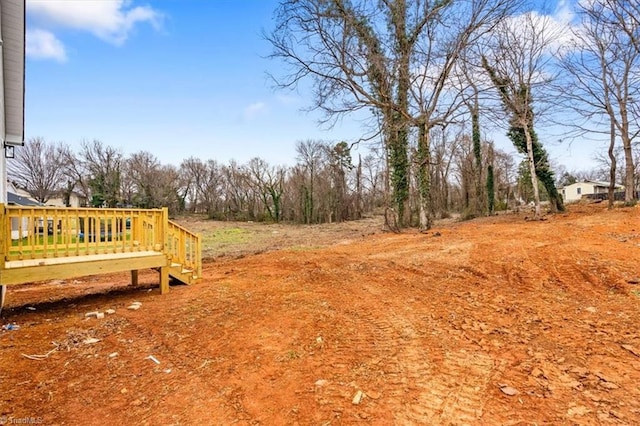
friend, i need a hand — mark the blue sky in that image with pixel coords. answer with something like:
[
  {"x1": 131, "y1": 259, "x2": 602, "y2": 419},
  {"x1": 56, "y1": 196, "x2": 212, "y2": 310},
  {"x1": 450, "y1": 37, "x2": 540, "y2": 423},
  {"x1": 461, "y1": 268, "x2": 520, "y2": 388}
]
[{"x1": 24, "y1": 0, "x2": 602, "y2": 172}]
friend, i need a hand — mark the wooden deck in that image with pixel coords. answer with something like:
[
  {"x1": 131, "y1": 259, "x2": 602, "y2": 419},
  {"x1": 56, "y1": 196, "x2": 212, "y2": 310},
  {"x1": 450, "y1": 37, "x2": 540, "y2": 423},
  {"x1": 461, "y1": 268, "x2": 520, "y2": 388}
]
[{"x1": 0, "y1": 204, "x2": 202, "y2": 311}]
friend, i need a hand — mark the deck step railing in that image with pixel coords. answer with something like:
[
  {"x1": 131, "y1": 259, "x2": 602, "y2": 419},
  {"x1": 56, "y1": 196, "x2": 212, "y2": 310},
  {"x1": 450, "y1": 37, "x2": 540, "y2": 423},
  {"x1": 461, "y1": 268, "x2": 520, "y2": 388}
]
[{"x1": 166, "y1": 220, "x2": 202, "y2": 279}]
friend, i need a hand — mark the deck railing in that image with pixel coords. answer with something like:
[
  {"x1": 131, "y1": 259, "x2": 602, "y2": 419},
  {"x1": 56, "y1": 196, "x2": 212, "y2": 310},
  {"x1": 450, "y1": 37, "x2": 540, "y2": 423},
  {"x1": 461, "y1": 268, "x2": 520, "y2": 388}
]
[
  {"x1": 3, "y1": 205, "x2": 166, "y2": 262},
  {"x1": 1, "y1": 205, "x2": 201, "y2": 278}
]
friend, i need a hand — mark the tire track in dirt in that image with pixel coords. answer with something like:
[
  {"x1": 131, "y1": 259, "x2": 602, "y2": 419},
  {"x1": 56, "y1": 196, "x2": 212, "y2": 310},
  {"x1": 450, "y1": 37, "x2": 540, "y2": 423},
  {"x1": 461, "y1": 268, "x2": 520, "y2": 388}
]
[
  {"x1": 384, "y1": 308, "x2": 497, "y2": 425},
  {"x1": 312, "y1": 260, "x2": 500, "y2": 425},
  {"x1": 363, "y1": 256, "x2": 498, "y2": 425}
]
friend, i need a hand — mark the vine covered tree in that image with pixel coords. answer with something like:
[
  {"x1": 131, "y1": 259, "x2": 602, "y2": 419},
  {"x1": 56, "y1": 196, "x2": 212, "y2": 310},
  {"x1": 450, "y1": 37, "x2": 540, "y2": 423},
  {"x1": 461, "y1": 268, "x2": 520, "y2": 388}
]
[
  {"x1": 267, "y1": 0, "x2": 517, "y2": 229},
  {"x1": 481, "y1": 12, "x2": 564, "y2": 216}
]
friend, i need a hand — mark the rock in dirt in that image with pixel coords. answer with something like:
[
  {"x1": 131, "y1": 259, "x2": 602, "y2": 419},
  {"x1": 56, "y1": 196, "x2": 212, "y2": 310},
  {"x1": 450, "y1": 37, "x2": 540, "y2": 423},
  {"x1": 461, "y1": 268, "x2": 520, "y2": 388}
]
[
  {"x1": 531, "y1": 368, "x2": 544, "y2": 378},
  {"x1": 366, "y1": 390, "x2": 381, "y2": 400},
  {"x1": 105, "y1": 309, "x2": 116, "y2": 315},
  {"x1": 315, "y1": 379, "x2": 329, "y2": 387},
  {"x1": 352, "y1": 390, "x2": 364, "y2": 405},
  {"x1": 499, "y1": 385, "x2": 519, "y2": 396},
  {"x1": 626, "y1": 277, "x2": 640, "y2": 284},
  {"x1": 127, "y1": 302, "x2": 142, "y2": 311},
  {"x1": 567, "y1": 405, "x2": 590, "y2": 417},
  {"x1": 600, "y1": 381, "x2": 619, "y2": 390},
  {"x1": 83, "y1": 338, "x2": 100, "y2": 345},
  {"x1": 585, "y1": 306, "x2": 597, "y2": 313},
  {"x1": 621, "y1": 344, "x2": 640, "y2": 357},
  {"x1": 85, "y1": 311, "x2": 100, "y2": 318}
]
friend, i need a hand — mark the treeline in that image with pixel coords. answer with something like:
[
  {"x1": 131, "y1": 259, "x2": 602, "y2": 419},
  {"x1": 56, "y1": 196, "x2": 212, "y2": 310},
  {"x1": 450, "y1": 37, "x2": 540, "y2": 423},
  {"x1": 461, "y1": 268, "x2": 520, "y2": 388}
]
[{"x1": 10, "y1": 127, "x2": 545, "y2": 224}]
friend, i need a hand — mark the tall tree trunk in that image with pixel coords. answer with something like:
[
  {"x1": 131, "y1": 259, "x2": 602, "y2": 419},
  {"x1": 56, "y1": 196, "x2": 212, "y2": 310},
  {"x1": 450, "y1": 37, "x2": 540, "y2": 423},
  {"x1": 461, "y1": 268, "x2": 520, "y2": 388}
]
[
  {"x1": 608, "y1": 119, "x2": 617, "y2": 208},
  {"x1": 487, "y1": 164, "x2": 495, "y2": 214},
  {"x1": 389, "y1": 116, "x2": 410, "y2": 227},
  {"x1": 356, "y1": 155, "x2": 363, "y2": 219},
  {"x1": 524, "y1": 124, "x2": 542, "y2": 217},
  {"x1": 392, "y1": 0, "x2": 411, "y2": 227},
  {"x1": 471, "y1": 97, "x2": 485, "y2": 216},
  {"x1": 417, "y1": 122, "x2": 433, "y2": 230},
  {"x1": 622, "y1": 135, "x2": 636, "y2": 204}
]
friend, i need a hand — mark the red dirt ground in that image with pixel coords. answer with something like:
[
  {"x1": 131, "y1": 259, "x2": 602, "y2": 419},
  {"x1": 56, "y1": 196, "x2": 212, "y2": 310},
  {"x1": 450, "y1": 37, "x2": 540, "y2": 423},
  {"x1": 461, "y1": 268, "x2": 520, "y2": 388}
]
[{"x1": 1, "y1": 203, "x2": 640, "y2": 425}]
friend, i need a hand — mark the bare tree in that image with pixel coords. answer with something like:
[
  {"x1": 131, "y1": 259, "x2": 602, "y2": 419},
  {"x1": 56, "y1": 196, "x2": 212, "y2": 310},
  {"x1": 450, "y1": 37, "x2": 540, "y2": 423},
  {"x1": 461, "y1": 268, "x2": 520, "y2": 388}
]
[
  {"x1": 8, "y1": 137, "x2": 66, "y2": 203},
  {"x1": 481, "y1": 12, "x2": 565, "y2": 217},
  {"x1": 295, "y1": 139, "x2": 327, "y2": 224},
  {"x1": 361, "y1": 151, "x2": 386, "y2": 213},
  {"x1": 221, "y1": 160, "x2": 254, "y2": 220},
  {"x1": 246, "y1": 157, "x2": 286, "y2": 222},
  {"x1": 559, "y1": 0, "x2": 640, "y2": 205},
  {"x1": 78, "y1": 140, "x2": 123, "y2": 207},
  {"x1": 126, "y1": 151, "x2": 162, "y2": 208}
]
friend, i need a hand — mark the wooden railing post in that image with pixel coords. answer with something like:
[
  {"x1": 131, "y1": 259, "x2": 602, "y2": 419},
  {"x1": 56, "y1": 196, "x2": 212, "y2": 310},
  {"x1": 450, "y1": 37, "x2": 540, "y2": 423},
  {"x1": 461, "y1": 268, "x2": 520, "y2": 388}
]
[
  {"x1": 197, "y1": 232, "x2": 202, "y2": 279},
  {"x1": 161, "y1": 207, "x2": 169, "y2": 252}
]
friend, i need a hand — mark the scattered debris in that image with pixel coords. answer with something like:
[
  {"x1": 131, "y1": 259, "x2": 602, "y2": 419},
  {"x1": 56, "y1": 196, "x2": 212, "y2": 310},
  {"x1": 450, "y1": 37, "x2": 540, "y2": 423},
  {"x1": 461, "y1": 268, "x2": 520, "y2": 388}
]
[
  {"x1": 163, "y1": 369, "x2": 172, "y2": 374},
  {"x1": 83, "y1": 338, "x2": 101, "y2": 345},
  {"x1": 85, "y1": 311, "x2": 100, "y2": 318},
  {"x1": 2, "y1": 323, "x2": 20, "y2": 331},
  {"x1": 147, "y1": 355, "x2": 160, "y2": 364},
  {"x1": 26, "y1": 307, "x2": 36, "y2": 311},
  {"x1": 352, "y1": 390, "x2": 364, "y2": 405},
  {"x1": 105, "y1": 309, "x2": 116, "y2": 315},
  {"x1": 127, "y1": 302, "x2": 142, "y2": 311},
  {"x1": 22, "y1": 345, "x2": 57, "y2": 360},
  {"x1": 109, "y1": 352, "x2": 119, "y2": 358}
]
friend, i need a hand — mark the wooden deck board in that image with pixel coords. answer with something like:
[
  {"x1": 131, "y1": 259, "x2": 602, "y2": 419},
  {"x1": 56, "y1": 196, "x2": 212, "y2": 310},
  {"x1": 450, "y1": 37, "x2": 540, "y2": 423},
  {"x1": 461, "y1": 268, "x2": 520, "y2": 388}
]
[
  {"x1": 1, "y1": 252, "x2": 168, "y2": 286},
  {"x1": 5, "y1": 250, "x2": 162, "y2": 269}
]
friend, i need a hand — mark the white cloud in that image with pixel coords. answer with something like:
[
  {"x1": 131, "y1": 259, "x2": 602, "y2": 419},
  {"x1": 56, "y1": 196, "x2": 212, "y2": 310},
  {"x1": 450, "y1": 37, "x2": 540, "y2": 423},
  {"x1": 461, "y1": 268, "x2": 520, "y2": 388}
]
[
  {"x1": 243, "y1": 102, "x2": 267, "y2": 120},
  {"x1": 275, "y1": 94, "x2": 300, "y2": 105},
  {"x1": 27, "y1": 0, "x2": 163, "y2": 45},
  {"x1": 554, "y1": 0, "x2": 575, "y2": 25},
  {"x1": 26, "y1": 29, "x2": 67, "y2": 62}
]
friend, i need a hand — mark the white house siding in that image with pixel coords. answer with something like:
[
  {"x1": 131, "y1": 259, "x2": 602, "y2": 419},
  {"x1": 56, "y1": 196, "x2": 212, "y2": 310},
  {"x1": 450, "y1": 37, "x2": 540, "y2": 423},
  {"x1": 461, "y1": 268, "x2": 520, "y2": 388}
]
[
  {"x1": 561, "y1": 181, "x2": 624, "y2": 202},
  {"x1": 10, "y1": 217, "x2": 28, "y2": 240}
]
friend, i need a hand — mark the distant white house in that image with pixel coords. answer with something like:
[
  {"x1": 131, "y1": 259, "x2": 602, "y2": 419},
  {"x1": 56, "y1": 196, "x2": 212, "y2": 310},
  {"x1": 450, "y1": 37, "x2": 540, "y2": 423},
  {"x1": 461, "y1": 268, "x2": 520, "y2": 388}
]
[
  {"x1": 561, "y1": 181, "x2": 624, "y2": 202},
  {"x1": 47, "y1": 191, "x2": 86, "y2": 208}
]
